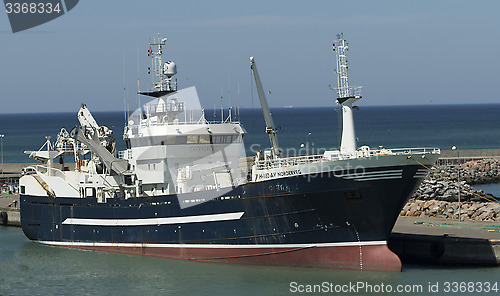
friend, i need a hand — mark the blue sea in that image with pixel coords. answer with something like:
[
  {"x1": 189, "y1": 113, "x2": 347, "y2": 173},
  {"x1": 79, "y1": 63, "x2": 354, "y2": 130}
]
[
  {"x1": 1, "y1": 104, "x2": 499, "y2": 163},
  {"x1": 1, "y1": 104, "x2": 500, "y2": 295}
]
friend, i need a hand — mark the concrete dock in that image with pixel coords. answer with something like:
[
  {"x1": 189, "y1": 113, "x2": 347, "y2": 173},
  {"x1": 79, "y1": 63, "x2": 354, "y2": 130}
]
[
  {"x1": 389, "y1": 216, "x2": 500, "y2": 266},
  {"x1": 0, "y1": 196, "x2": 20, "y2": 227}
]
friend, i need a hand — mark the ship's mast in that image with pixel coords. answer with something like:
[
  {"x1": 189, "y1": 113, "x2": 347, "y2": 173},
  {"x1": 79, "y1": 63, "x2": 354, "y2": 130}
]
[
  {"x1": 139, "y1": 34, "x2": 177, "y2": 98},
  {"x1": 333, "y1": 33, "x2": 362, "y2": 154},
  {"x1": 250, "y1": 57, "x2": 281, "y2": 157}
]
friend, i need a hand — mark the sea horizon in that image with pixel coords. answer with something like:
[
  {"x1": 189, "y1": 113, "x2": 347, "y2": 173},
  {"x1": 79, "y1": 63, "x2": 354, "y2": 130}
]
[
  {"x1": 1, "y1": 102, "x2": 500, "y2": 115},
  {"x1": 0, "y1": 103, "x2": 499, "y2": 163}
]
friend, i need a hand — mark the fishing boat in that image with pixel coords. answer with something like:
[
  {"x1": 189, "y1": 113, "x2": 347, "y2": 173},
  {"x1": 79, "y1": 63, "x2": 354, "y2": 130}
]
[{"x1": 19, "y1": 34, "x2": 440, "y2": 271}]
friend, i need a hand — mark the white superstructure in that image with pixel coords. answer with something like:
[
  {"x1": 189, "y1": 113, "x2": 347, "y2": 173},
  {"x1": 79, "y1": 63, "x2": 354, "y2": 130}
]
[
  {"x1": 123, "y1": 87, "x2": 247, "y2": 196},
  {"x1": 126, "y1": 36, "x2": 247, "y2": 196}
]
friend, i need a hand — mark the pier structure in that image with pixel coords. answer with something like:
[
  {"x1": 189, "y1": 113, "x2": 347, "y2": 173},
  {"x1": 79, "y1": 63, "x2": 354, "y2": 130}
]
[
  {"x1": 437, "y1": 148, "x2": 500, "y2": 165},
  {"x1": 389, "y1": 216, "x2": 500, "y2": 266},
  {"x1": 0, "y1": 197, "x2": 19, "y2": 226}
]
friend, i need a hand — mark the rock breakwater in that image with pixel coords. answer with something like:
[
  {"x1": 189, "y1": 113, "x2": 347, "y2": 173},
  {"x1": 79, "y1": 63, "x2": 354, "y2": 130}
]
[
  {"x1": 401, "y1": 198, "x2": 500, "y2": 222},
  {"x1": 412, "y1": 159, "x2": 499, "y2": 202},
  {"x1": 401, "y1": 159, "x2": 500, "y2": 221},
  {"x1": 435, "y1": 158, "x2": 500, "y2": 184}
]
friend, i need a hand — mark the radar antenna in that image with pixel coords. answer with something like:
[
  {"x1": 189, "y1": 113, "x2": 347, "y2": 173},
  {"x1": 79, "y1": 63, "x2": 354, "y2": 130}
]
[{"x1": 139, "y1": 34, "x2": 177, "y2": 98}]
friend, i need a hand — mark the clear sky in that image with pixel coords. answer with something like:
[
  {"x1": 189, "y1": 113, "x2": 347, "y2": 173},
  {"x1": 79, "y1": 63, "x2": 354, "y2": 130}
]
[{"x1": 1, "y1": 0, "x2": 499, "y2": 114}]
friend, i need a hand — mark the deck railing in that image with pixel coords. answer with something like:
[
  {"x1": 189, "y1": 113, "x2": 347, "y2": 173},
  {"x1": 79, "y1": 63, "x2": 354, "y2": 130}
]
[
  {"x1": 254, "y1": 147, "x2": 440, "y2": 170},
  {"x1": 254, "y1": 154, "x2": 324, "y2": 170}
]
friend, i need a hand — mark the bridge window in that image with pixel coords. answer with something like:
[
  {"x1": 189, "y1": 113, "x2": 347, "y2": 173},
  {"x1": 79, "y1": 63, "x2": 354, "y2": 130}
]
[
  {"x1": 211, "y1": 135, "x2": 241, "y2": 144},
  {"x1": 199, "y1": 135, "x2": 210, "y2": 143},
  {"x1": 175, "y1": 136, "x2": 187, "y2": 144},
  {"x1": 187, "y1": 135, "x2": 199, "y2": 143},
  {"x1": 166, "y1": 136, "x2": 176, "y2": 144},
  {"x1": 158, "y1": 134, "x2": 242, "y2": 145}
]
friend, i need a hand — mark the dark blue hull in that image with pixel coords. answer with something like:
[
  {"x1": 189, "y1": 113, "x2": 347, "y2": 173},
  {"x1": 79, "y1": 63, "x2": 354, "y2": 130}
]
[{"x1": 20, "y1": 165, "x2": 423, "y2": 271}]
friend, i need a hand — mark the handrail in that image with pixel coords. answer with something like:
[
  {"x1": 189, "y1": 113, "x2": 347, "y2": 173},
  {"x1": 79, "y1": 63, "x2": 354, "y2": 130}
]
[
  {"x1": 254, "y1": 147, "x2": 441, "y2": 170},
  {"x1": 254, "y1": 154, "x2": 324, "y2": 170},
  {"x1": 334, "y1": 86, "x2": 363, "y2": 98},
  {"x1": 133, "y1": 120, "x2": 242, "y2": 129}
]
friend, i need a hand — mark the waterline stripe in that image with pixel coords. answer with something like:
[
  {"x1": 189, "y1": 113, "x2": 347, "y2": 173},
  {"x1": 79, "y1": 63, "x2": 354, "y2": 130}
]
[
  {"x1": 353, "y1": 176, "x2": 402, "y2": 182},
  {"x1": 62, "y1": 212, "x2": 245, "y2": 226},
  {"x1": 413, "y1": 172, "x2": 429, "y2": 178},
  {"x1": 340, "y1": 169, "x2": 402, "y2": 177},
  {"x1": 343, "y1": 173, "x2": 402, "y2": 180},
  {"x1": 37, "y1": 240, "x2": 388, "y2": 249}
]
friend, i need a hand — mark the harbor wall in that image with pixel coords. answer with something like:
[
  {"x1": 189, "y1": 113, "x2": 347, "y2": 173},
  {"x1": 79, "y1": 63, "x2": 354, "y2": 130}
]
[
  {"x1": 0, "y1": 198, "x2": 20, "y2": 227},
  {"x1": 437, "y1": 148, "x2": 500, "y2": 165},
  {"x1": 389, "y1": 233, "x2": 500, "y2": 266},
  {"x1": 389, "y1": 216, "x2": 500, "y2": 266}
]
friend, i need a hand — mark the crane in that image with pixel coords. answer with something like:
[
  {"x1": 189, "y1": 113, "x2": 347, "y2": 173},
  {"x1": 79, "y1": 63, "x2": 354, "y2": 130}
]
[{"x1": 250, "y1": 57, "x2": 281, "y2": 158}]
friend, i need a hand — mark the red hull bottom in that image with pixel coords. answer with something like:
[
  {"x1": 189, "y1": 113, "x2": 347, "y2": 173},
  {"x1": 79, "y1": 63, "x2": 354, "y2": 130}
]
[{"x1": 39, "y1": 241, "x2": 402, "y2": 272}]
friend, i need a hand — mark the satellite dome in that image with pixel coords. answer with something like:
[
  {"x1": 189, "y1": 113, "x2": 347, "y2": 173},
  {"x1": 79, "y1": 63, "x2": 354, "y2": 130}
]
[{"x1": 163, "y1": 61, "x2": 177, "y2": 77}]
